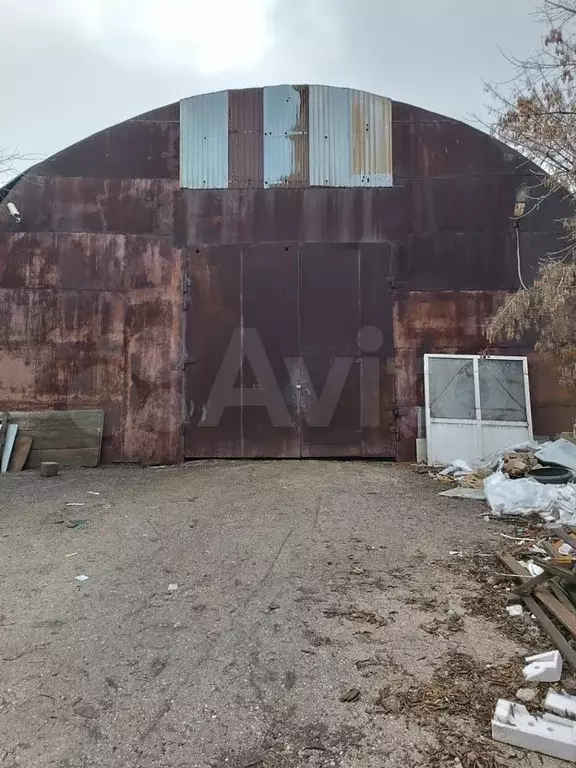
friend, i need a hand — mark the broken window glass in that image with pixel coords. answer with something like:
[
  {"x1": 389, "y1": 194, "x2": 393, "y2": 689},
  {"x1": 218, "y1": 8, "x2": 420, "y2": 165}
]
[
  {"x1": 478, "y1": 358, "x2": 527, "y2": 422},
  {"x1": 428, "y1": 358, "x2": 475, "y2": 420}
]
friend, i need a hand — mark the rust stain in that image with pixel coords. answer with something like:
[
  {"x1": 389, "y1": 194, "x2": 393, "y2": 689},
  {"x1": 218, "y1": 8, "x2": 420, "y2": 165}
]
[{"x1": 287, "y1": 85, "x2": 310, "y2": 188}]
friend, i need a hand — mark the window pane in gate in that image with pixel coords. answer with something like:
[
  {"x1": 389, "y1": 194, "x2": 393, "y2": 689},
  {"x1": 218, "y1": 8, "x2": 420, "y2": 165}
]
[
  {"x1": 428, "y1": 358, "x2": 475, "y2": 420},
  {"x1": 478, "y1": 358, "x2": 527, "y2": 422}
]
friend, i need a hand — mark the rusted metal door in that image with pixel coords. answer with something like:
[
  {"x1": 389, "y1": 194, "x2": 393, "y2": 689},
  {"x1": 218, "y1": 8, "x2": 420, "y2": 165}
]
[
  {"x1": 185, "y1": 244, "x2": 300, "y2": 458},
  {"x1": 299, "y1": 243, "x2": 395, "y2": 457},
  {"x1": 240, "y1": 243, "x2": 300, "y2": 457},
  {"x1": 185, "y1": 245, "x2": 242, "y2": 457},
  {"x1": 184, "y1": 243, "x2": 395, "y2": 458}
]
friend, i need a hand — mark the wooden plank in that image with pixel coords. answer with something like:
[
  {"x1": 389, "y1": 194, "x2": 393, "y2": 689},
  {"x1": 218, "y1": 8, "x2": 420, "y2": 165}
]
[
  {"x1": 499, "y1": 554, "x2": 576, "y2": 638},
  {"x1": 8, "y1": 411, "x2": 104, "y2": 451},
  {"x1": 499, "y1": 555, "x2": 576, "y2": 672},
  {"x1": 26, "y1": 448, "x2": 101, "y2": 469},
  {"x1": 535, "y1": 559, "x2": 576, "y2": 585},
  {"x1": 6, "y1": 411, "x2": 104, "y2": 468},
  {"x1": 549, "y1": 581, "x2": 576, "y2": 615},
  {"x1": 522, "y1": 595, "x2": 576, "y2": 672},
  {"x1": 543, "y1": 541, "x2": 560, "y2": 559},
  {"x1": 0, "y1": 413, "x2": 8, "y2": 456},
  {"x1": 515, "y1": 571, "x2": 550, "y2": 595},
  {"x1": 9, "y1": 435, "x2": 33, "y2": 472},
  {"x1": 1, "y1": 424, "x2": 18, "y2": 473}
]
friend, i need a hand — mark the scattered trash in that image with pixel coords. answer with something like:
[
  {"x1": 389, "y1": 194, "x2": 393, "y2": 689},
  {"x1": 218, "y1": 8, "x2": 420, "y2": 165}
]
[
  {"x1": 65, "y1": 552, "x2": 78, "y2": 558},
  {"x1": 75, "y1": 575, "x2": 89, "y2": 582},
  {"x1": 506, "y1": 604, "x2": 523, "y2": 617},
  {"x1": 449, "y1": 551, "x2": 463, "y2": 557},
  {"x1": 515, "y1": 687, "x2": 537, "y2": 703},
  {"x1": 438, "y1": 459, "x2": 474, "y2": 476},
  {"x1": 66, "y1": 520, "x2": 85, "y2": 529},
  {"x1": 87, "y1": 491, "x2": 100, "y2": 496},
  {"x1": 523, "y1": 650, "x2": 563, "y2": 683},
  {"x1": 523, "y1": 560, "x2": 544, "y2": 577},
  {"x1": 492, "y1": 698, "x2": 576, "y2": 761},
  {"x1": 66, "y1": 502, "x2": 85, "y2": 507},
  {"x1": 499, "y1": 553, "x2": 576, "y2": 672},
  {"x1": 438, "y1": 487, "x2": 485, "y2": 500},
  {"x1": 168, "y1": 583, "x2": 178, "y2": 592},
  {"x1": 339, "y1": 688, "x2": 361, "y2": 703},
  {"x1": 499, "y1": 533, "x2": 535, "y2": 542}
]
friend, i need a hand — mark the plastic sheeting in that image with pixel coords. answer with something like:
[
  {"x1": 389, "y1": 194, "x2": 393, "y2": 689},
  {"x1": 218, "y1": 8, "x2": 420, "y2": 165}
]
[{"x1": 484, "y1": 471, "x2": 576, "y2": 522}]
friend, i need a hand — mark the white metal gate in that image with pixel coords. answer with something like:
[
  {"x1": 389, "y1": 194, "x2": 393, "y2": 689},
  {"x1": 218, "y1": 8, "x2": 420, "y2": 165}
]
[{"x1": 424, "y1": 354, "x2": 533, "y2": 466}]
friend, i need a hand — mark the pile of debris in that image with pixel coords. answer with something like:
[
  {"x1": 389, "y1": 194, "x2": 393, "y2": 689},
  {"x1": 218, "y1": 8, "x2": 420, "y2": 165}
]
[
  {"x1": 487, "y1": 529, "x2": 576, "y2": 759},
  {"x1": 429, "y1": 438, "x2": 576, "y2": 760},
  {"x1": 434, "y1": 437, "x2": 576, "y2": 523}
]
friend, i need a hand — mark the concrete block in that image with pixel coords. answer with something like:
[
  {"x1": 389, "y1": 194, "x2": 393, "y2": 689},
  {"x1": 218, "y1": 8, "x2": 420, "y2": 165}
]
[
  {"x1": 492, "y1": 699, "x2": 576, "y2": 761},
  {"x1": 545, "y1": 691, "x2": 576, "y2": 719},
  {"x1": 524, "y1": 650, "x2": 563, "y2": 682},
  {"x1": 40, "y1": 461, "x2": 59, "y2": 477}
]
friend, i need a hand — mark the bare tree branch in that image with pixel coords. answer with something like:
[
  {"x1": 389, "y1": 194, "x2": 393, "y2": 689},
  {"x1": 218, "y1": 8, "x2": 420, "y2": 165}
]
[{"x1": 487, "y1": 0, "x2": 576, "y2": 387}]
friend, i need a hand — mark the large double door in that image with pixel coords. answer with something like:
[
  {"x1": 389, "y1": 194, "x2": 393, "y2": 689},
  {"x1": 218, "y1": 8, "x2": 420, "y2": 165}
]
[{"x1": 184, "y1": 243, "x2": 396, "y2": 458}]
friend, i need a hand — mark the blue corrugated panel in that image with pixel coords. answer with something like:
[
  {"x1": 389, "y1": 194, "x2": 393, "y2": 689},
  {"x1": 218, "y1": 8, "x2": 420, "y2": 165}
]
[
  {"x1": 309, "y1": 86, "x2": 392, "y2": 187},
  {"x1": 180, "y1": 91, "x2": 229, "y2": 189},
  {"x1": 263, "y1": 85, "x2": 309, "y2": 188}
]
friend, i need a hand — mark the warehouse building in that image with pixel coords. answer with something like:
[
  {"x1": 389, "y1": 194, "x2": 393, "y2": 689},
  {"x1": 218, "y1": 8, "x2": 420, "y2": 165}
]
[{"x1": 0, "y1": 85, "x2": 571, "y2": 463}]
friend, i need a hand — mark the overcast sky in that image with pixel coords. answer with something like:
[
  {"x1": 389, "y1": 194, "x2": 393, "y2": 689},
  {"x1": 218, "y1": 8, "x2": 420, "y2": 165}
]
[{"x1": 1, "y1": 0, "x2": 543, "y2": 175}]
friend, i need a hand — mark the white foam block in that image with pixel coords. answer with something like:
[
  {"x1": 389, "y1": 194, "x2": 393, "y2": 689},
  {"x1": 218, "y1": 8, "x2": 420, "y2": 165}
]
[
  {"x1": 524, "y1": 650, "x2": 563, "y2": 682},
  {"x1": 545, "y1": 691, "x2": 576, "y2": 719},
  {"x1": 492, "y1": 699, "x2": 576, "y2": 762}
]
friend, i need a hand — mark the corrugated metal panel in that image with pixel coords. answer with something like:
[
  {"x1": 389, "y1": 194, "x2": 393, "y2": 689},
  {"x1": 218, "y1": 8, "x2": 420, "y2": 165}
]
[
  {"x1": 180, "y1": 91, "x2": 228, "y2": 189},
  {"x1": 263, "y1": 85, "x2": 309, "y2": 188},
  {"x1": 309, "y1": 86, "x2": 392, "y2": 187},
  {"x1": 228, "y1": 88, "x2": 263, "y2": 189}
]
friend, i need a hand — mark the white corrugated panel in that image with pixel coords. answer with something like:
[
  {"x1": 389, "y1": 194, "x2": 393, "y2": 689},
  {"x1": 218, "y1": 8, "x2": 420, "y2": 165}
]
[
  {"x1": 263, "y1": 85, "x2": 308, "y2": 188},
  {"x1": 309, "y1": 86, "x2": 392, "y2": 187},
  {"x1": 180, "y1": 91, "x2": 229, "y2": 189}
]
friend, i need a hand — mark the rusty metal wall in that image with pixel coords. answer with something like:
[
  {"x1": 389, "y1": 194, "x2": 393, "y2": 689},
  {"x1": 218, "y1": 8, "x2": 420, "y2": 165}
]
[
  {"x1": 0, "y1": 107, "x2": 183, "y2": 464},
  {"x1": 0, "y1": 89, "x2": 572, "y2": 463},
  {"x1": 228, "y1": 88, "x2": 263, "y2": 189}
]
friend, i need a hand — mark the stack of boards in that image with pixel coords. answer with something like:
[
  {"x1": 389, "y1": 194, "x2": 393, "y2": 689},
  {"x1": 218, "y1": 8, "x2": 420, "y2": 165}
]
[{"x1": 0, "y1": 410, "x2": 104, "y2": 473}]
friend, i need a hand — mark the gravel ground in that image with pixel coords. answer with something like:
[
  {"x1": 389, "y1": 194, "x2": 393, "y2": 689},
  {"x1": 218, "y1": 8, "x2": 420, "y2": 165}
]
[{"x1": 0, "y1": 461, "x2": 566, "y2": 767}]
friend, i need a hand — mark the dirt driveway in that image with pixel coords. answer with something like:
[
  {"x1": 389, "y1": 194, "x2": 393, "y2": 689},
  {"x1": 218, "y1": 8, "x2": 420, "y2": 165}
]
[{"x1": 0, "y1": 461, "x2": 564, "y2": 767}]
